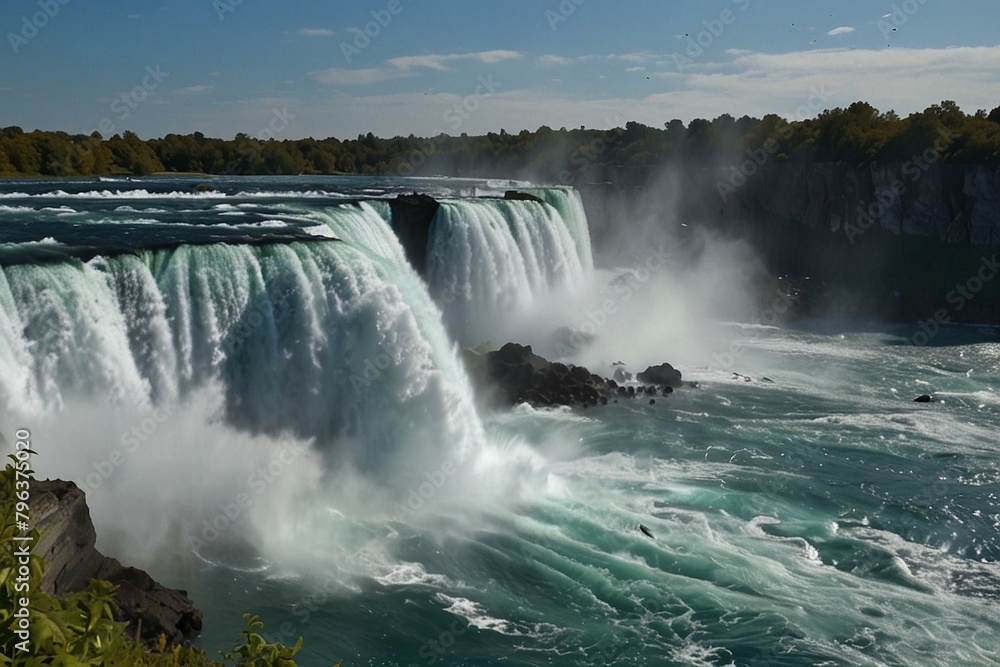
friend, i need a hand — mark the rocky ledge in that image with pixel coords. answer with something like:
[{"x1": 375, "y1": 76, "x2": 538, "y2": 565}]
[
  {"x1": 30, "y1": 479, "x2": 203, "y2": 646},
  {"x1": 462, "y1": 342, "x2": 682, "y2": 408}
]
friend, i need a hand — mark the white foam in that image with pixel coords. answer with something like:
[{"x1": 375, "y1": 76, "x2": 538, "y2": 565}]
[
  {"x1": 303, "y1": 225, "x2": 339, "y2": 239},
  {"x1": 434, "y1": 594, "x2": 521, "y2": 635},
  {"x1": 374, "y1": 561, "x2": 451, "y2": 588}
]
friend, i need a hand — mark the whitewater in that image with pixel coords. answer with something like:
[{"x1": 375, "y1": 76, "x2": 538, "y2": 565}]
[{"x1": 1, "y1": 176, "x2": 998, "y2": 666}]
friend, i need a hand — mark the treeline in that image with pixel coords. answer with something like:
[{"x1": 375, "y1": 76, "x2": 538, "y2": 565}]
[{"x1": 1, "y1": 100, "x2": 999, "y2": 181}]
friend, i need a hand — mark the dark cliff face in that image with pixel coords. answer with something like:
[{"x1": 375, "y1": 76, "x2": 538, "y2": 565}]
[
  {"x1": 579, "y1": 162, "x2": 1000, "y2": 323},
  {"x1": 30, "y1": 479, "x2": 203, "y2": 646},
  {"x1": 715, "y1": 162, "x2": 1000, "y2": 247},
  {"x1": 388, "y1": 193, "x2": 440, "y2": 275}
]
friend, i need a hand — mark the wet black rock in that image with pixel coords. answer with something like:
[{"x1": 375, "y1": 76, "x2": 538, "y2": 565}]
[
  {"x1": 462, "y1": 343, "x2": 683, "y2": 409},
  {"x1": 637, "y1": 363, "x2": 683, "y2": 389}
]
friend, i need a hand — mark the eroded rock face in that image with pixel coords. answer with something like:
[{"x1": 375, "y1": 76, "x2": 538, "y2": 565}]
[{"x1": 30, "y1": 479, "x2": 203, "y2": 646}]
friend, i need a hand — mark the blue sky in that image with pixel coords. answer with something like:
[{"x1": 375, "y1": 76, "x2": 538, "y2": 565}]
[{"x1": 2, "y1": 0, "x2": 999, "y2": 140}]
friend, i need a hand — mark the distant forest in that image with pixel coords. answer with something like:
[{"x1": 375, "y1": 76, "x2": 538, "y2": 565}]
[{"x1": 1, "y1": 101, "x2": 999, "y2": 182}]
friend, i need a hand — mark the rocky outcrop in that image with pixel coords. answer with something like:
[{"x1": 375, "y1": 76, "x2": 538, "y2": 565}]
[
  {"x1": 30, "y1": 479, "x2": 202, "y2": 646},
  {"x1": 636, "y1": 363, "x2": 683, "y2": 389},
  {"x1": 503, "y1": 190, "x2": 545, "y2": 204},
  {"x1": 388, "y1": 193, "x2": 439, "y2": 274},
  {"x1": 462, "y1": 342, "x2": 680, "y2": 408},
  {"x1": 462, "y1": 343, "x2": 609, "y2": 408}
]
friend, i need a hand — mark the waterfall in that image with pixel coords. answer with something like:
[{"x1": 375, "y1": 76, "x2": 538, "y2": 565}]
[
  {"x1": 423, "y1": 190, "x2": 592, "y2": 346},
  {"x1": 0, "y1": 202, "x2": 482, "y2": 482}
]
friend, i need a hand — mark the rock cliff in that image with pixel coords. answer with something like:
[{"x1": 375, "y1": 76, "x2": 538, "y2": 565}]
[
  {"x1": 30, "y1": 479, "x2": 203, "y2": 646},
  {"x1": 580, "y1": 162, "x2": 1000, "y2": 322}
]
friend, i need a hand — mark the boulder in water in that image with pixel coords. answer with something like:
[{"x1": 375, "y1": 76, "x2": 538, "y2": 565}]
[
  {"x1": 637, "y1": 363, "x2": 683, "y2": 389},
  {"x1": 914, "y1": 394, "x2": 933, "y2": 403},
  {"x1": 463, "y1": 342, "x2": 602, "y2": 408}
]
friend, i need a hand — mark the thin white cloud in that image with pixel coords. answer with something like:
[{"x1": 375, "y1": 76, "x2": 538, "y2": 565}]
[
  {"x1": 609, "y1": 52, "x2": 659, "y2": 64},
  {"x1": 298, "y1": 28, "x2": 335, "y2": 37},
  {"x1": 309, "y1": 67, "x2": 415, "y2": 86},
  {"x1": 174, "y1": 85, "x2": 214, "y2": 95},
  {"x1": 386, "y1": 49, "x2": 523, "y2": 71},
  {"x1": 539, "y1": 55, "x2": 573, "y2": 66},
  {"x1": 311, "y1": 50, "x2": 523, "y2": 87},
  {"x1": 827, "y1": 26, "x2": 856, "y2": 36}
]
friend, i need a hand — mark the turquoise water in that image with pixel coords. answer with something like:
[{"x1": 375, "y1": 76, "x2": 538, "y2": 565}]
[
  {"x1": 186, "y1": 323, "x2": 1000, "y2": 667},
  {"x1": 1, "y1": 177, "x2": 998, "y2": 666}
]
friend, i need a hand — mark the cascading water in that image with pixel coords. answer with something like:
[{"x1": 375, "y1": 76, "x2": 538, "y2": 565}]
[
  {"x1": 0, "y1": 198, "x2": 483, "y2": 496},
  {"x1": 425, "y1": 189, "x2": 592, "y2": 346}
]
